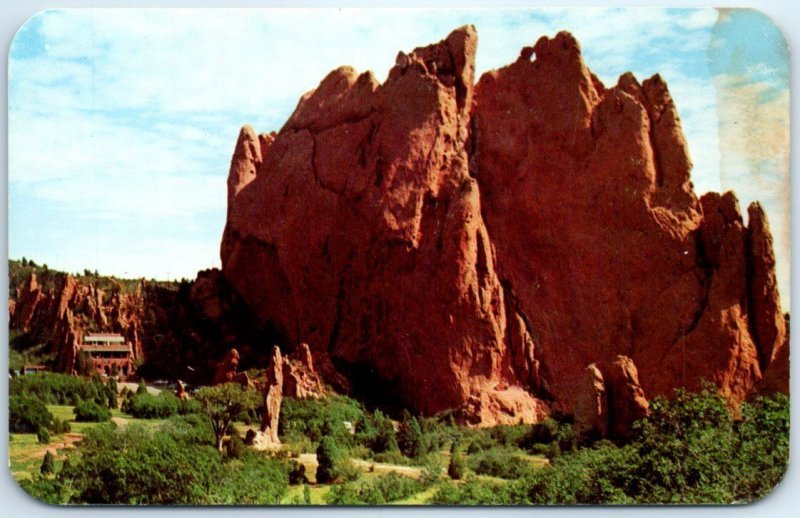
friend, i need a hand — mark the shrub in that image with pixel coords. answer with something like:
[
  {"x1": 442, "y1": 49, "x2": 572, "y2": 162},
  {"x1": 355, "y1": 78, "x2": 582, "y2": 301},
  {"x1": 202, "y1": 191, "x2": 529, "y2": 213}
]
[
  {"x1": 288, "y1": 460, "x2": 308, "y2": 485},
  {"x1": 447, "y1": 451, "x2": 467, "y2": 480},
  {"x1": 74, "y1": 400, "x2": 111, "y2": 422},
  {"x1": 160, "y1": 414, "x2": 216, "y2": 447},
  {"x1": 467, "y1": 448, "x2": 531, "y2": 479},
  {"x1": 225, "y1": 433, "x2": 247, "y2": 460},
  {"x1": 325, "y1": 473, "x2": 423, "y2": 505},
  {"x1": 430, "y1": 477, "x2": 515, "y2": 505},
  {"x1": 397, "y1": 411, "x2": 425, "y2": 459},
  {"x1": 280, "y1": 395, "x2": 366, "y2": 447},
  {"x1": 316, "y1": 436, "x2": 340, "y2": 482},
  {"x1": 208, "y1": 454, "x2": 289, "y2": 505},
  {"x1": 41, "y1": 451, "x2": 55, "y2": 475},
  {"x1": 61, "y1": 424, "x2": 222, "y2": 504},
  {"x1": 123, "y1": 392, "x2": 179, "y2": 419},
  {"x1": 10, "y1": 395, "x2": 53, "y2": 434},
  {"x1": 51, "y1": 417, "x2": 72, "y2": 435},
  {"x1": 177, "y1": 397, "x2": 201, "y2": 415},
  {"x1": 136, "y1": 380, "x2": 148, "y2": 395},
  {"x1": 37, "y1": 427, "x2": 51, "y2": 444},
  {"x1": 10, "y1": 372, "x2": 107, "y2": 406},
  {"x1": 316, "y1": 436, "x2": 342, "y2": 483}
]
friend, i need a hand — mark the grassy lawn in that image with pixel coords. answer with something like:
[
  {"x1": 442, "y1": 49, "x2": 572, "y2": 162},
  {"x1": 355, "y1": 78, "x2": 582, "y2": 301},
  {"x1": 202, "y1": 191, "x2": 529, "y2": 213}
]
[{"x1": 9, "y1": 432, "x2": 75, "y2": 481}]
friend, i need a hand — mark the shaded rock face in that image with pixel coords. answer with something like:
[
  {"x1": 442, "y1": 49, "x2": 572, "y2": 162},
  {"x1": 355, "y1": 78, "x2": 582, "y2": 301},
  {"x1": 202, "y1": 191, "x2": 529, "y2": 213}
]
[{"x1": 219, "y1": 27, "x2": 787, "y2": 424}]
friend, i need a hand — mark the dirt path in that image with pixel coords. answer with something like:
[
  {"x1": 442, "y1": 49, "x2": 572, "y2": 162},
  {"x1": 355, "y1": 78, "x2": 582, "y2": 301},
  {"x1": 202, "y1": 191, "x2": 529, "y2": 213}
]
[{"x1": 17, "y1": 433, "x2": 83, "y2": 464}]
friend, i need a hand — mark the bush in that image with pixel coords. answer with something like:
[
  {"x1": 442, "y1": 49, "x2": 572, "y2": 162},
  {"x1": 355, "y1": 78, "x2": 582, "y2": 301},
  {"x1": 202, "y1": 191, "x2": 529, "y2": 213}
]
[
  {"x1": 467, "y1": 448, "x2": 531, "y2": 479},
  {"x1": 280, "y1": 395, "x2": 366, "y2": 447},
  {"x1": 288, "y1": 460, "x2": 308, "y2": 485},
  {"x1": 208, "y1": 454, "x2": 289, "y2": 505},
  {"x1": 60, "y1": 424, "x2": 222, "y2": 504},
  {"x1": 37, "y1": 427, "x2": 51, "y2": 444},
  {"x1": 10, "y1": 395, "x2": 53, "y2": 434},
  {"x1": 10, "y1": 372, "x2": 107, "y2": 406},
  {"x1": 74, "y1": 400, "x2": 111, "y2": 422},
  {"x1": 397, "y1": 411, "x2": 425, "y2": 459},
  {"x1": 123, "y1": 392, "x2": 179, "y2": 419},
  {"x1": 447, "y1": 451, "x2": 467, "y2": 480},
  {"x1": 178, "y1": 398, "x2": 201, "y2": 415},
  {"x1": 41, "y1": 451, "x2": 55, "y2": 475},
  {"x1": 316, "y1": 436, "x2": 343, "y2": 483},
  {"x1": 160, "y1": 414, "x2": 215, "y2": 446},
  {"x1": 136, "y1": 380, "x2": 148, "y2": 395},
  {"x1": 430, "y1": 477, "x2": 515, "y2": 505},
  {"x1": 325, "y1": 473, "x2": 423, "y2": 504},
  {"x1": 225, "y1": 433, "x2": 247, "y2": 460},
  {"x1": 51, "y1": 417, "x2": 72, "y2": 435}
]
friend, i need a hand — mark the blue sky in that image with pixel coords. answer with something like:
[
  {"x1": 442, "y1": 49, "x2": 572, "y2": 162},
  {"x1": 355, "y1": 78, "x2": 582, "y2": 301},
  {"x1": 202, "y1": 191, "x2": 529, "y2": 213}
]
[{"x1": 8, "y1": 8, "x2": 790, "y2": 303}]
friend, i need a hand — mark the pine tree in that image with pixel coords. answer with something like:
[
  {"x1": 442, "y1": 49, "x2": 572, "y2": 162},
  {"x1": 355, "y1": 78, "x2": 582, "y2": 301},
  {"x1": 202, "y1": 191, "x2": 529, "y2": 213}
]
[{"x1": 41, "y1": 451, "x2": 55, "y2": 475}]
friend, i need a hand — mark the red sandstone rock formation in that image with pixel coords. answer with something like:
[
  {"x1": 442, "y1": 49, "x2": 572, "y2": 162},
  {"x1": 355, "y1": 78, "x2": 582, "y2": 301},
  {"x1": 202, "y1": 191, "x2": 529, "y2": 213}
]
[
  {"x1": 605, "y1": 356, "x2": 650, "y2": 438},
  {"x1": 176, "y1": 380, "x2": 190, "y2": 401},
  {"x1": 213, "y1": 348, "x2": 251, "y2": 387},
  {"x1": 218, "y1": 27, "x2": 788, "y2": 424},
  {"x1": 9, "y1": 272, "x2": 146, "y2": 376},
  {"x1": 253, "y1": 346, "x2": 284, "y2": 450},
  {"x1": 283, "y1": 343, "x2": 325, "y2": 399},
  {"x1": 573, "y1": 364, "x2": 608, "y2": 438}
]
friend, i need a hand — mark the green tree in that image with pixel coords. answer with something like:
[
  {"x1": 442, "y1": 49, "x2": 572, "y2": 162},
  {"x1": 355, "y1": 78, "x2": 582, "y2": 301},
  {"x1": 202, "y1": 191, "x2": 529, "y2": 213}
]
[
  {"x1": 136, "y1": 379, "x2": 148, "y2": 395},
  {"x1": 74, "y1": 400, "x2": 111, "y2": 422},
  {"x1": 195, "y1": 383, "x2": 260, "y2": 451},
  {"x1": 37, "y1": 427, "x2": 51, "y2": 444},
  {"x1": 64, "y1": 424, "x2": 221, "y2": 504},
  {"x1": 397, "y1": 411, "x2": 424, "y2": 459},
  {"x1": 41, "y1": 451, "x2": 55, "y2": 475},
  {"x1": 10, "y1": 395, "x2": 53, "y2": 434},
  {"x1": 316, "y1": 436, "x2": 342, "y2": 483},
  {"x1": 447, "y1": 441, "x2": 467, "y2": 480}
]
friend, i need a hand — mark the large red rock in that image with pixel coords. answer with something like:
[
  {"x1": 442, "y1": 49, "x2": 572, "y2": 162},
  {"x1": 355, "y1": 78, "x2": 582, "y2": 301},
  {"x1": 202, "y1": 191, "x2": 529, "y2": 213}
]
[
  {"x1": 746, "y1": 202, "x2": 786, "y2": 371},
  {"x1": 218, "y1": 27, "x2": 787, "y2": 424}
]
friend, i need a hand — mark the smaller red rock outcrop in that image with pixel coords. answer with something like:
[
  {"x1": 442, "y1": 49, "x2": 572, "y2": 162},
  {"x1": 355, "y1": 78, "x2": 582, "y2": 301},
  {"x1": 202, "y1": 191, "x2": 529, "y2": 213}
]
[
  {"x1": 605, "y1": 356, "x2": 650, "y2": 438},
  {"x1": 253, "y1": 346, "x2": 284, "y2": 450},
  {"x1": 176, "y1": 380, "x2": 190, "y2": 401},
  {"x1": 213, "y1": 348, "x2": 251, "y2": 387},
  {"x1": 283, "y1": 343, "x2": 325, "y2": 399},
  {"x1": 574, "y1": 357, "x2": 649, "y2": 439},
  {"x1": 573, "y1": 364, "x2": 608, "y2": 438}
]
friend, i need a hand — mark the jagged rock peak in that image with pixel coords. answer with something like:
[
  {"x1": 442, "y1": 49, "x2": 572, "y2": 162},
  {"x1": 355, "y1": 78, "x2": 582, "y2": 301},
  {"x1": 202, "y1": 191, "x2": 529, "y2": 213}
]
[{"x1": 217, "y1": 27, "x2": 787, "y2": 426}]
